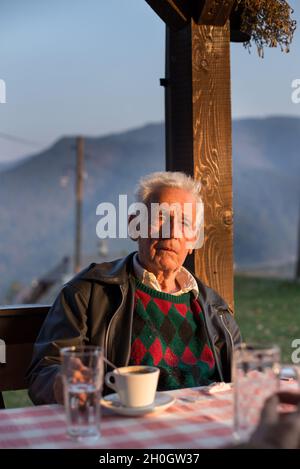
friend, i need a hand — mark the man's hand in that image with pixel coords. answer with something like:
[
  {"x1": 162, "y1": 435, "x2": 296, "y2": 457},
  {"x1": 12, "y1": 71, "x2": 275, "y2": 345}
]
[
  {"x1": 53, "y1": 358, "x2": 92, "y2": 405},
  {"x1": 249, "y1": 392, "x2": 300, "y2": 449}
]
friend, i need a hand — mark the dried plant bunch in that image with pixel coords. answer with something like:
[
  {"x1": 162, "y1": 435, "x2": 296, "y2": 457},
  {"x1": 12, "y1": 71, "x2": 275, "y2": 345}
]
[{"x1": 236, "y1": 0, "x2": 297, "y2": 57}]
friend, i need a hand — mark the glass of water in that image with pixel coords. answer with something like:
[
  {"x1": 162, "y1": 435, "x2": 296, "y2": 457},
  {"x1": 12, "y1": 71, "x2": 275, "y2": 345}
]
[
  {"x1": 61, "y1": 345, "x2": 104, "y2": 443},
  {"x1": 233, "y1": 343, "x2": 281, "y2": 442}
]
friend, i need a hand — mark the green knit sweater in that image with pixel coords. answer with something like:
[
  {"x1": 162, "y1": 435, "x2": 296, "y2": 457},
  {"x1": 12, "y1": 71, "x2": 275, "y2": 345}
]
[{"x1": 129, "y1": 278, "x2": 216, "y2": 390}]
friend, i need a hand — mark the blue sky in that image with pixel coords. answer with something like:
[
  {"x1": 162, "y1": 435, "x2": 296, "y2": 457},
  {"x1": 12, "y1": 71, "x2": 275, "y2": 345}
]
[{"x1": 0, "y1": 0, "x2": 299, "y2": 162}]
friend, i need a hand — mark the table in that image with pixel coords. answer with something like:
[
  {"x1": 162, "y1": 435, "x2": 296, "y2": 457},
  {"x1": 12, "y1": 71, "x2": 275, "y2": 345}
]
[{"x1": 0, "y1": 385, "x2": 235, "y2": 449}]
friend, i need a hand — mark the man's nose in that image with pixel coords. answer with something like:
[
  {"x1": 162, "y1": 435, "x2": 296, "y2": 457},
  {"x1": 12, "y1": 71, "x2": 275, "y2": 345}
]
[
  {"x1": 169, "y1": 215, "x2": 176, "y2": 238},
  {"x1": 160, "y1": 213, "x2": 178, "y2": 239}
]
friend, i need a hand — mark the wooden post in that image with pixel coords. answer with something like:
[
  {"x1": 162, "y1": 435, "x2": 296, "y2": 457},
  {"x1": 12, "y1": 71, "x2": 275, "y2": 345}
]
[
  {"x1": 165, "y1": 21, "x2": 234, "y2": 312},
  {"x1": 74, "y1": 137, "x2": 84, "y2": 273}
]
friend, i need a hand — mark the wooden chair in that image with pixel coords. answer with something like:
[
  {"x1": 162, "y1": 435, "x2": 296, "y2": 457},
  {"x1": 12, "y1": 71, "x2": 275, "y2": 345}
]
[{"x1": 0, "y1": 305, "x2": 50, "y2": 409}]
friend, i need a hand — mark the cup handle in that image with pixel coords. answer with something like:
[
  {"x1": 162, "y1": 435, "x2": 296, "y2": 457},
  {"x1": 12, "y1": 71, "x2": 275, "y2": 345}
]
[{"x1": 105, "y1": 371, "x2": 117, "y2": 391}]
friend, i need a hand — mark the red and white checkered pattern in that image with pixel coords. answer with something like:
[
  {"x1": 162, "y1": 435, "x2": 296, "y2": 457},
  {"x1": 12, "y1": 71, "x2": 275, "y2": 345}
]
[{"x1": 0, "y1": 387, "x2": 235, "y2": 449}]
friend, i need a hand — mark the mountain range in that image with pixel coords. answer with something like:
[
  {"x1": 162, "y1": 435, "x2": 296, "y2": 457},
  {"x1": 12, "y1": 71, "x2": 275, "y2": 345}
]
[{"x1": 0, "y1": 117, "x2": 299, "y2": 302}]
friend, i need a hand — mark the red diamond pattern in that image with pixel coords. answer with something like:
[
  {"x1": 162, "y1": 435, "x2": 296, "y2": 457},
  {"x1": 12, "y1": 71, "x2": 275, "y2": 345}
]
[
  {"x1": 130, "y1": 338, "x2": 147, "y2": 365},
  {"x1": 149, "y1": 338, "x2": 163, "y2": 365},
  {"x1": 182, "y1": 347, "x2": 197, "y2": 365},
  {"x1": 130, "y1": 279, "x2": 217, "y2": 389},
  {"x1": 164, "y1": 347, "x2": 179, "y2": 367},
  {"x1": 135, "y1": 289, "x2": 152, "y2": 309},
  {"x1": 200, "y1": 344, "x2": 215, "y2": 369},
  {"x1": 152, "y1": 297, "x2": 172, "y2": 315},
  {"x1": 175, "y1": 303, "x2": 188, "y2": 317}
]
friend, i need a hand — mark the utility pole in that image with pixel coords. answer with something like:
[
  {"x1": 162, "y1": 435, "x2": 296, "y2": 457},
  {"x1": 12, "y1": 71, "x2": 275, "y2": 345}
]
[{"x1": 74, "y1": 136, "x2": 84, "y2": 273}]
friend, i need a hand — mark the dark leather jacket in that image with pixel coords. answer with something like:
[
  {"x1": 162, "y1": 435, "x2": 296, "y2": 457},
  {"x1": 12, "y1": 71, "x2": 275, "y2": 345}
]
[{"x1": 27, "y1": 252, "x2": 241, "y2": 405}]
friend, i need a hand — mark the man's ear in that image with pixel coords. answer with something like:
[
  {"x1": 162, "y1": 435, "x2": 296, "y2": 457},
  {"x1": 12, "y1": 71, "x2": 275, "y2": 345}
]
[{"x1": 128, "y1": 213, "x2": 139, "y2": 241}]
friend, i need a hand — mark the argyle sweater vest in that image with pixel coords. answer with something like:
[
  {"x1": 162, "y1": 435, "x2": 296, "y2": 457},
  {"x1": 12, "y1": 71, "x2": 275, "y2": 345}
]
[{"x1": 129, "y1": 278, "x2": 216, "y2": 391}]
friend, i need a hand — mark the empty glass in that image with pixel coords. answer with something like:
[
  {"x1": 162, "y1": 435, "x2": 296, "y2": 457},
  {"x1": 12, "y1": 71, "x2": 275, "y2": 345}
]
[
  {"x1": 61, "y1": 345, "x2": 103, "y2": 443},
  {"x1": 233, "y1": 343, "x2": 280, "y2": 442}
]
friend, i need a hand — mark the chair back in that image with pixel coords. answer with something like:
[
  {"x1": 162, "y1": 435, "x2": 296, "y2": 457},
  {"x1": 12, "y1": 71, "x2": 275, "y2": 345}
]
[{"x1": 0, "y1": 305, "x2": 50, "y2": 407}]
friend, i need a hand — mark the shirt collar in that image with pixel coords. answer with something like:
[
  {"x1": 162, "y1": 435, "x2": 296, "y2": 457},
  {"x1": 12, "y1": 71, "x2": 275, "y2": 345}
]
[{"x1": 133, "y1": 253, "x2": 199, "y2": 298}]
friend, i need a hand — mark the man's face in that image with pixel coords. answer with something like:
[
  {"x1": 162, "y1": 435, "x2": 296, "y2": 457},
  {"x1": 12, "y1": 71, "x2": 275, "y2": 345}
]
[{"x1": 136, "y1": 186, "x2": 198, "y2": 274}]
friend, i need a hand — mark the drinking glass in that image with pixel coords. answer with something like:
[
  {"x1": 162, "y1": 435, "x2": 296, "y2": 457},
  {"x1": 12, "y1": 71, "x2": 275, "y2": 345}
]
[
  {"x1": 233, "y1": 343, "x2": 280, "y2": 442},
  {"x1": 61, "y1": 345, "x2": 103, "y2": 442}
]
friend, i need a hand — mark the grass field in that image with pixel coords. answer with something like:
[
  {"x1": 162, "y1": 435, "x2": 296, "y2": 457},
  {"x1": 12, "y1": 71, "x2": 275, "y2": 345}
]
[
  {"x1": 3, "y1": 275, "x2": 300, "y2": 408},
  {"x1": 235, "y1": 275, "x2": 300, "y2": 362}
]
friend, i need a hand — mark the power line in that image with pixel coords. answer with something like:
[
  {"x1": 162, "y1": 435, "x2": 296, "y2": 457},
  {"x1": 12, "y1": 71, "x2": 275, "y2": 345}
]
[{"x1": 0, "y1": 132, "x2": 43, "y2": 147}]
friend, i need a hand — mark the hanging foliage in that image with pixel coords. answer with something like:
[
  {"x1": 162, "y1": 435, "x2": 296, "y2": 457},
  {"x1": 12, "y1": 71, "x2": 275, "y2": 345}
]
[{"x1": 235, "y1": 0, "x2": 297, "y2": 57}]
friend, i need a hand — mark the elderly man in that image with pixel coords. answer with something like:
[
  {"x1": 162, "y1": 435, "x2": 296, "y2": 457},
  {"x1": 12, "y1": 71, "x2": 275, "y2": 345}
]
[{"x1": 27, "y1": 171, "x2": 241, "y2": 405}]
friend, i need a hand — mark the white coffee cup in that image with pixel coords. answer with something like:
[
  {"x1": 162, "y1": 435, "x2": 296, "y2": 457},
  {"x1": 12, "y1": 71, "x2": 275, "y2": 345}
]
[{"x1": 104, "y1": 365, "x2": 160, "y2": 408}]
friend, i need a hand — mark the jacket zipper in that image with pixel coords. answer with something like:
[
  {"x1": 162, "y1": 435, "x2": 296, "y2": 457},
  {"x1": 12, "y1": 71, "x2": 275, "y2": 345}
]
[
  {"x1": 219, "y1": 313, "x2": 235, "y2": 381},
  {"x1": 104, "y1": 284, "x2": 126, "y2": 373},
  {"x1": 219, "y1": 313, "x2": 234, "y2": 350}
]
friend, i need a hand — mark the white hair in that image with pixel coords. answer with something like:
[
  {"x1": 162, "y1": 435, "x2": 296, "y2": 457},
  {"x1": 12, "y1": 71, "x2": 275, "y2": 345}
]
[
  {"x1": 135, "y1": 171, "x2": 202, "y2": 205},
  {"x1": 132, "y1": 171, "x2": 204, "y2": 248}
]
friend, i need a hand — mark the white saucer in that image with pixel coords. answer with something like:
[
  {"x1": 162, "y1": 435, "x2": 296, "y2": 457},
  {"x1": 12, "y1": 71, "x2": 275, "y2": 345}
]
[{"x1": 101, "y1": 392, "x2": 175, "y2": 416}]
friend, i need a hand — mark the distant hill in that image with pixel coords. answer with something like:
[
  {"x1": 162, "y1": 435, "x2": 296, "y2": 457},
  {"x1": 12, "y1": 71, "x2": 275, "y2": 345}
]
[
  {"x1": 0, "y1": 118, "x2": 299, "y2": 302},
  {"x1": 232, "y1": 117, "x2": 300, "y2": 270},
  {"x1": 0, "y1": 161, "x2": 19, "y2": 173}
]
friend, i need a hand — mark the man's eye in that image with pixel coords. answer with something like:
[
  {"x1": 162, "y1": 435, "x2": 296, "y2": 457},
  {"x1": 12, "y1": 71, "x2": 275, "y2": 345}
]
[
  {"x1": 182, "y1": 220, "x2": 191, "y2": 227},
  {"x1": 159, "y1": 212, "x2": 167, "y2": 220}
]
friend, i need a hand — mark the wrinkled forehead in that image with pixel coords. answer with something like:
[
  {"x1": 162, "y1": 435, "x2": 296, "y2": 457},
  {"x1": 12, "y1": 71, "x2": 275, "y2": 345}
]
[
  {"x1": 146, "y1": 187, "x2": 199, "y2": 220},
  {"x1": 147, "y1": 186, "x2": 197, "y2": 207}
]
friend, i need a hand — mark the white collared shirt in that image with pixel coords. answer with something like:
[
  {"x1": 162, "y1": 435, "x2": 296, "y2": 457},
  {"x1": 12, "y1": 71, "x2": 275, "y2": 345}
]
[{"x1": 133, "y1": 253, "x2": 199, "y2": 298}]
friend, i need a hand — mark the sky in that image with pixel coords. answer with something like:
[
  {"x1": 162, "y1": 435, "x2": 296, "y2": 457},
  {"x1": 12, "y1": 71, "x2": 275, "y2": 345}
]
[{"x1": 0, "y1": 0, "x2": 300, "y2": 162}]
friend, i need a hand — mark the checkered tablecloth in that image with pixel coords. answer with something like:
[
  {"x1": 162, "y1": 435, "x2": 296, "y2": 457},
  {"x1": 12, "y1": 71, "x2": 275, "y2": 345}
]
[{"x1": 0, "y1": 385, "x2": 236, "y2": 449}]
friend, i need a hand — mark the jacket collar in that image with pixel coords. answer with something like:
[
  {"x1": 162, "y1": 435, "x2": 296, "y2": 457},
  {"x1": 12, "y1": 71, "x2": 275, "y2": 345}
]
[
  {"x1": 132, "y1": 253, "x2": 199, "y2": 297},
  {"x1": 74, "y1": 251, "x2": 231, "y2": 313},
  {"x1": 73, "y1": 252, "x2": 136, "y2": 284}
]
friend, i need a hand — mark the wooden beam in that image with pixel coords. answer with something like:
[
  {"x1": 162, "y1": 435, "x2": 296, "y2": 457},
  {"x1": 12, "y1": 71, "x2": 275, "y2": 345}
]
[
  {"x1": 145, "y1": 0, "x2": 235, "y2": 30},
  {"x1": 145, "y1": 0, "x2": 191, "y2": 31},
  {"x1": 165, "y1": 21, "x2": 234, "y2": 312},
  {"x1": 164, "y1": 26, "x2": 194, "y2": 175},
  {"x1": 193, "y1": 22, "x2": 233, "y2": 312},
  {"x1": 194, "y1": 0, "x2": 235, "y2": 26}
]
